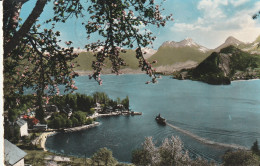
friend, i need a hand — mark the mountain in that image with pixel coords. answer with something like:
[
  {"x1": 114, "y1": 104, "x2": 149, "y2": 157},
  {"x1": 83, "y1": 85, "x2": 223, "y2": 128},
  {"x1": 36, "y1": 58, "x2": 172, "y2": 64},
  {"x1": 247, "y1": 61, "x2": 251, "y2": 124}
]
[
  {"x1": 214, "y1": 36, "x2": 244, "y2": 52},
  {"x1": 160, "y1": 38, "x2": 210, "y2": 53},
  {"x1": 141, "y1": 47, "x2": 157, "y2": 59},
  {"x1": 73, "y1": 36, "x2": 260, "y2": 75},
  {"x1": 148, "y1": 38, "x2": 211, "y2": 72},
  {"x1": 239, "y1": 35, "x2": 260, "y2": 54},
  {"x1": 174, "y1": 46, "x2": 260, "y2": 85}
]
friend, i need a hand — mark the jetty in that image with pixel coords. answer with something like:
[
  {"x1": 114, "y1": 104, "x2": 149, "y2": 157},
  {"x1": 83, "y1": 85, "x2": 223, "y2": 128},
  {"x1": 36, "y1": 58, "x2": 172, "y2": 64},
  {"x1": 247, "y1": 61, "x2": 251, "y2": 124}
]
[{"x1": 63, "y1": 122, "x2": 100, "y2": 132}]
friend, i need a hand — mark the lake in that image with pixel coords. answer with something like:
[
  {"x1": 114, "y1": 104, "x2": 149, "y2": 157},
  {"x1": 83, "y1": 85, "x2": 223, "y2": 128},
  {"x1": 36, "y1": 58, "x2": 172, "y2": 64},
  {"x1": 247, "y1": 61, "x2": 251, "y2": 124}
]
[{"x1": 45, "y1": 74, "x2": 260, "y2": 163}]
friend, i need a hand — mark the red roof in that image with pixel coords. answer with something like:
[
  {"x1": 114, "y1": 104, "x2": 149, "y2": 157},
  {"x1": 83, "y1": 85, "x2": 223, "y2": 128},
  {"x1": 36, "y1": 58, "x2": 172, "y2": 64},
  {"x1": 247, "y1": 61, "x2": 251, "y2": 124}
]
[
  {"x1": 30, "y1": 118, "x2": 39, "y2": 125},
  {"x1": 22, "y1": 115, "x2": 29, "y2": 119}
]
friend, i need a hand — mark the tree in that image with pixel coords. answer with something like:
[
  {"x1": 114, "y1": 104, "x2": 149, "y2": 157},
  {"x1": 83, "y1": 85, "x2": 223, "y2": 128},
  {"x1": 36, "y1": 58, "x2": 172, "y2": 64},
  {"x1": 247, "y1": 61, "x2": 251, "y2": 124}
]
[
  {"x1": 132, "y1": 136, "x2": 215, "y2": 166},
  {"x1": 223, "y1": 150, "x2": 260, "y2": 166},
  {"x1": 8, "y1": 109, "x2": 18, "y2": 122},
  {"x1": 91, "y1": 147, "x2": 117, "y2": 166},
  {"x1": 4, "y1": 0, "x2": 172, "y2": 98},
  {"x1": 251, "y1": 140, "x2": 259, "y2": 155},
  {"x1": 132, "y1": 148, "x2": 151, "y2": 166},
  {"x1": 159, "y1": 136, "x2": 190, "y2": 166},
  {"x1": 121, "y1": 96, "x2": 129, "y2": 110},
  {"x1": 252, "y1": 11, "x2": 260, "y2": 19},
  {"x1": 71, "y1": 111, "x2": 87, "y2": 125}
]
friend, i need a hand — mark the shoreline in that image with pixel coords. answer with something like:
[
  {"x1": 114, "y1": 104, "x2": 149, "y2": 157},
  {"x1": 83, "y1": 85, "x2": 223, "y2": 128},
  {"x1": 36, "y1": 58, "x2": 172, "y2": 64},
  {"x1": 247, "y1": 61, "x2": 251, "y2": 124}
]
[
  {"x1": 39, "y1": 131, "x2": 57, "y2": 151},
  {"x1": 64, "y1": 122, "x2": 100, "y2": 132},
  {"x1": 40, "y1": 122, "x2": 100, "y2": 150},
  {"x1": 41, "y1": 111, "x2": 141, "y2": 150},
  {"x1": 76, "y1": 69, "x2": 145, "y2": 76}
]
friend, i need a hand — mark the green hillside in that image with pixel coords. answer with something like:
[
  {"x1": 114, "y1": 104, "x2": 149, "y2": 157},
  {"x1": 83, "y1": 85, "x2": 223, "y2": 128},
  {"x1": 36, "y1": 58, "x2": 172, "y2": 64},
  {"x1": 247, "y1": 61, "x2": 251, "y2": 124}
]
[
  {"x1": 73, "y1": 50, "x2": 139, "y2": 71},
  {"x1": 148, "y1": 46, "x2": 210, "y2": 66},
  {"x1": 174, "y1": 46, "x2": 260, "y2": 85}
]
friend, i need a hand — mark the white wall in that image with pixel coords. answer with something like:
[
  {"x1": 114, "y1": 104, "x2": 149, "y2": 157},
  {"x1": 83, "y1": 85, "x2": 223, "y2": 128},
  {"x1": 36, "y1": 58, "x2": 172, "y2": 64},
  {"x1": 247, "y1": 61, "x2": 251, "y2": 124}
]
[
  {"x1": 13, "y1": 158, "x2": 24, "y2": 166},
  {"x1": 20, "y1": 124, "x2": 28, "y2": 137}
]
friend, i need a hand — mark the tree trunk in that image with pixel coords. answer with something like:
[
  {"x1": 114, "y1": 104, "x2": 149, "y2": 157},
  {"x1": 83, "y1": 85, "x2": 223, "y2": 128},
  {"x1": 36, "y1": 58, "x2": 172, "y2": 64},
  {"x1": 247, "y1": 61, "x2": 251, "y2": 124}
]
[{"x1": 4, "y1": 0, "x2": 48, "y2": 56}]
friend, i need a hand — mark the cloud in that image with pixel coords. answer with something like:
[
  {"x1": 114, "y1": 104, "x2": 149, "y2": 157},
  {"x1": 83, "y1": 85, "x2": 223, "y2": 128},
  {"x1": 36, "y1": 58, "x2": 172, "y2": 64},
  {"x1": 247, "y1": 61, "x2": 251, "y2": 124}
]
[
  {"x1": 230, "y1": 0, "x2": 250, "y2": 7},
  {"x1": 198, "y1": 0, "x2": 228, "y2": 19},
  {"x1": 168, "y1": 0, "x2": 260, "y2": 48}
]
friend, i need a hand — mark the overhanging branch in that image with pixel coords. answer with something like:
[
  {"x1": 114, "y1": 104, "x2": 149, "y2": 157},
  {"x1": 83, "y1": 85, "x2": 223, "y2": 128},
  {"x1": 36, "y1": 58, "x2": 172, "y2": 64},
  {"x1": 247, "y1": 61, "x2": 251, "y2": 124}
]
[{"x1": 4, "y1": 0, "x2": 48, "y2": 55}]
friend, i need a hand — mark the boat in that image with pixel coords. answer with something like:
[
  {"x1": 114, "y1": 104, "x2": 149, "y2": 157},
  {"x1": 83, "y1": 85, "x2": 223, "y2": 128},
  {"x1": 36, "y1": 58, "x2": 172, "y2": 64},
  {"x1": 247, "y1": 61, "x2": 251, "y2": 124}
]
[{"x1": 155, "y1": 114, "x2": 166, "y2": 125}]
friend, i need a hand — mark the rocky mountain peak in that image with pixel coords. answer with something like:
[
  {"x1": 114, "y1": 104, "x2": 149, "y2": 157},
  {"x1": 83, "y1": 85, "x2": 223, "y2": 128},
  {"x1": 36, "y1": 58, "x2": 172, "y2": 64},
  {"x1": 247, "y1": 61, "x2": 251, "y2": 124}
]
[
  {"x1": 179, "y1": 38, "x2": 198, "y2": 47},
  {"x1": 161, "y1": 38, "x2": 209, "y2": 53},
  {"x1": 225, "y1": 36, "x2": 243, "y2": 45},
  {"x1": 214, "y1": 36, "x2": 244, "y2": 52}
]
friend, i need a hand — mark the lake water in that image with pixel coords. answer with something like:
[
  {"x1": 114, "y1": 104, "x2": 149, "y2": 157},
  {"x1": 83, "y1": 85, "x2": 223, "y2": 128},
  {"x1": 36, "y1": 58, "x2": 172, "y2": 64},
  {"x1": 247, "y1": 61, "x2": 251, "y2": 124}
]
[{"x1": 45, "y1": 74, "x2": 260, "y2": 163}]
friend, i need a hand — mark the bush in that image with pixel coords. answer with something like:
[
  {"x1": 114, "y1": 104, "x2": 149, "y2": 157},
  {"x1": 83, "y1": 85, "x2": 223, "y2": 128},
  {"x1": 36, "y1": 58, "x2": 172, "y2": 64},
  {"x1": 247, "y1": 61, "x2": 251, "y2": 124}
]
[
  {"x1": 223, "y1": 150, "x2": 260, "y2": 166},
  {"x1": 132, "y1": 136, "x2": 215, "y2": 166},
  {"x1": 91, "y1": 148, "x2": 117, "y2": 166}
]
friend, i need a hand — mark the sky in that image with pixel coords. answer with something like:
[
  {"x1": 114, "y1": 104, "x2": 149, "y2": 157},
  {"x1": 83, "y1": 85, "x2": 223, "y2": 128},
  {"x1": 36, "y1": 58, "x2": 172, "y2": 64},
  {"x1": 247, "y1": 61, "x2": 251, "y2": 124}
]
[{"x1": 20, "y1": 0, "x2": 260, "y2": 50}]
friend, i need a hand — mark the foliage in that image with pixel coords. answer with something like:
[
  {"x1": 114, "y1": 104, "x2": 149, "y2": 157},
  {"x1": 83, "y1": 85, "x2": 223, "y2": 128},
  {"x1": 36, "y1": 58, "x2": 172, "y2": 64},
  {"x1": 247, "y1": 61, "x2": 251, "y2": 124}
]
[
  {"x1": 222, "y1": 150, "x2": 260, "y2": 166},
  {"x1": 179, "y1": 46, "x2": 260, "y2": 85},
  {"x1": 251, "y1": 140, "x2": 260, "y2": 156},
  {"x1": 48, "y1": 112, "x2": 67, "y2": 129},
  {"x1": 252, "y1": 10, "x2": 260, "y2": 19},
  {"x1": 93, "y1": 92, "x2": 110, "y2": 104},
  {"x1": 3, "y1": 0, "x2": 172, "y2": 115},
  {"x1": 4, "y1": 1, "x2": 79, "y2": 115},
  {"x1": 4, "y1": 125, "x2": 21, "y2": 144},
  {"x1": 83, "y1": 0, "x2": 172, "y2": 84},
  {"x1": 132, "y1": 148, "x2": 151, "y2": 166},
  {"x1": 121, "y1": 96, "x2": 129, "y2": 110},
  {"x1": 47, "y1": 111, "x2": 93, "y2": 129},
  {"x1": 221, "y1": 46, "x2": 258, "y2": 75},
  {"x1": 71, "y1": 111, "x2": 87, "y2": 126},
  {"x1": 91, "y1": 147, "x2": 117, "y2": 166},
  {"x1": 49, "y1": 93, "x2": 94, "y2": 114},
  {"x1": 132, "y1": 136, "x2": 214, "y2": 166}
]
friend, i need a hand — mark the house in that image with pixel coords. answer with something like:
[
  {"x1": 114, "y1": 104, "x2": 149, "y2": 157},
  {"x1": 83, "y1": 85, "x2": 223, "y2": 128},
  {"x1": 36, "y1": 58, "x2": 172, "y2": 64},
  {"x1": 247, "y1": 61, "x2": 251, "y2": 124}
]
[
  {"x1": 33, "y1": 124, "x2": 48, "y2": 131},
  {"x1": 4, "y1": 139, "x2": 27, "y2": 166},
  {"x1": 44, "y1": 104, "x2": 59, "y2": 113},
  {"x1": 105, "y1": 106, "x2": 113, "y2": 113},
  {"x1": 94, "y1": 103, "x2": 102, "y2": 112},
  {"x1": 16, "y1": 119, "x2": 28, "y2": 137},
  {"x1": 62, "y1": 104, "x2": 73, "y2": 118}
]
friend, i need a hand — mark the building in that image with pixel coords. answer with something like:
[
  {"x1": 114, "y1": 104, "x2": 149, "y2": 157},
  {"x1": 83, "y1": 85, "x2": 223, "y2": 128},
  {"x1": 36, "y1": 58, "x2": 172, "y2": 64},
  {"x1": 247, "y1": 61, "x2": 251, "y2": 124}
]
[
  {"x1": 33, "y1": 124, "x2": 48, "y2": 131},
  {"x1": 44, "y1": 104, "x2": 59, "y2": 113},
  {"x1": 94, "y1": 103, "x2": 102, "y2": 112},
  {"x1": 16, "y1": 119, "x2": 28, "y2": 137},
  {"x1": 4, "y1": 139, "x2": 27, "y2": 166}
]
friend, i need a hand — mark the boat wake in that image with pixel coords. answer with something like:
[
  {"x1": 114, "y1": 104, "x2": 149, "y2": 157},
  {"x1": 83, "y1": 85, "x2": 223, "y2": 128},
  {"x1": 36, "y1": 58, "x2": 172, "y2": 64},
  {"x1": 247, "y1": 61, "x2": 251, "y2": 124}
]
[{"x1": 166, "y1": 122, "x2": 248, "y2": 150}]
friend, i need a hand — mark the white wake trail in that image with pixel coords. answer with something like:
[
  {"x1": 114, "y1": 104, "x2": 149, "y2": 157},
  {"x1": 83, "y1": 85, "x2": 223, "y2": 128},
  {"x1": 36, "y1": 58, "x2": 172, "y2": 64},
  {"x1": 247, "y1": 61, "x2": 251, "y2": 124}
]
[{"x1": 166, "y1": 122, "x2": 248, "y2": 150}]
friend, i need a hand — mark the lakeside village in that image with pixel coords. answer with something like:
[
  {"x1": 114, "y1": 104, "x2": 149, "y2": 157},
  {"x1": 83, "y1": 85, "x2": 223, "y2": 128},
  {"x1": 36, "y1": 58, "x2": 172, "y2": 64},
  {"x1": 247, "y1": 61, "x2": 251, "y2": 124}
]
[{"x1": 4, "y1": 92, "x2": 141, "y2": 166}]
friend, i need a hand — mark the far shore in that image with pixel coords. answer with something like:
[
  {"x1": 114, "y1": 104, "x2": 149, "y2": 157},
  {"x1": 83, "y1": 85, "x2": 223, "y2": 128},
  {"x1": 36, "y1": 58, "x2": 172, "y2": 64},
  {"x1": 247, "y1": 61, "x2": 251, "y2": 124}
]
[{"x1": 76, "y1": 69, "x2": 145, "y2": 76}]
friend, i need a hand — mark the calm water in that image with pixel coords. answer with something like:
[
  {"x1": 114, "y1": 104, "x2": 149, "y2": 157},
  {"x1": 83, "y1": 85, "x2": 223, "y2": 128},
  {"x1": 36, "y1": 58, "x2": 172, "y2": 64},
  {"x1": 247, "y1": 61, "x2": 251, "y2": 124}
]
[{"x1": 45, "y1": 74, "x2": 260, "y2": 162}]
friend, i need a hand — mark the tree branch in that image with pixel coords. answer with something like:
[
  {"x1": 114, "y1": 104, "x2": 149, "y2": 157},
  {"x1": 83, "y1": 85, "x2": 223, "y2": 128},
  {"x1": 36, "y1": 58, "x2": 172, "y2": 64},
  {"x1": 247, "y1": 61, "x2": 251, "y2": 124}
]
[{"x1": 4, "y1": 0, "x2": 48, "y2": 56}]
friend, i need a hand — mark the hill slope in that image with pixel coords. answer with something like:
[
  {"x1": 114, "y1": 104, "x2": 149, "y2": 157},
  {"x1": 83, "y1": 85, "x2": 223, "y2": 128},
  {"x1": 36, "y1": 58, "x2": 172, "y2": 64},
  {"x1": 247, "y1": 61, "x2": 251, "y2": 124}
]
[
  {"x1": 239, "y1": 35, "x2": 260, "y2": 54},
  {"x1": 73, "y1": 50, "x2": 141, "y2": 73}
]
